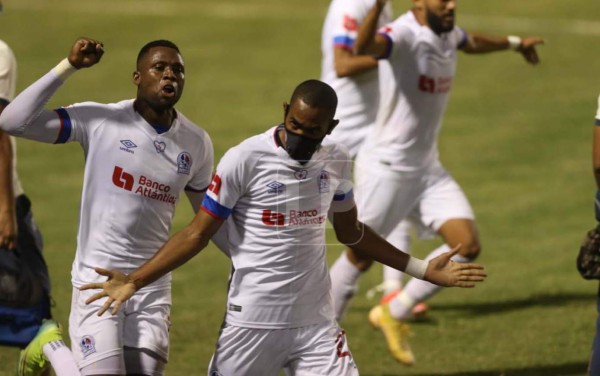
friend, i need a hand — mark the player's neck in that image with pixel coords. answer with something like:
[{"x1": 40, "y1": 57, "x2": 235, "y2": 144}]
[
  {"x1": 412, "y1": 8, "x2": 426, "y2": 27},
  {"x1": 134, "y1": 100, "x2": 175, "y2": 129}
]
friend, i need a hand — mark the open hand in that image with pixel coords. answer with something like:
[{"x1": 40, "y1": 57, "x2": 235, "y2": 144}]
[
  {"x1": 79, "y1": 267, "x2": 137, "y2": 316},
  {"x1": 518, "y1": 37, "x2": 544, "y2": 65},
  {"x1": 424, "y1": 245, "x2": 487, "y2": 287}
]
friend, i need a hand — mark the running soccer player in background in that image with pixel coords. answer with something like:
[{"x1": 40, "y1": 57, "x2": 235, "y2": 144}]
[
  {"x1": 0, "y1": 37, "x2": 214, "y2": 376},
  {"x1": 320, "y1": 0, "x2": 428, "y2": 320},
  {"x1": 81, "y1": 79, "x2": 486, "y2": 376},
  {"x1": 328, "y1": 0, "x2": 544, "y2": 365}
]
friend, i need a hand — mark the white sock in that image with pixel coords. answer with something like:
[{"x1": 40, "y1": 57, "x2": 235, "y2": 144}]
[
  {"x1": 329, "y1": 251, "x2": 362, "y2": 320},
  {"x1": 43, "y1": 340, "x2": 81, "y2": 376},
  {"x1": 390, "y1": 244, "x2": 475, "y2": 319}
]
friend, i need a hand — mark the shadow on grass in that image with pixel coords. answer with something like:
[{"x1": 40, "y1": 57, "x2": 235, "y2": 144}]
[
  {"x1": 395, "y1": 360, "x2": 588, "y2": 376},
  {"x1": 430, "y1": 292, "x2": 596, "y2": 316},
  {"x1": 353, "y1": 292, "x2": 596, "y2": 319}
]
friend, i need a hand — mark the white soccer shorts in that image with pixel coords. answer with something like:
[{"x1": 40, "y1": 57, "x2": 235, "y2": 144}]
[
  {"x1": 69, "y1": 287, "x2": 171, "y2": 374},
  {"x1": 353, "y1": 161, "x2": 475, "y2": 239},
  {"x1": 208, "y1": 320, "x2": 359, "y2": 376}
]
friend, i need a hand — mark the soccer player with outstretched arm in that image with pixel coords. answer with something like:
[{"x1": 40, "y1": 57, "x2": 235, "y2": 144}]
[{"x1": 81, "y1": 79, "x2": 486, "y2": 376}]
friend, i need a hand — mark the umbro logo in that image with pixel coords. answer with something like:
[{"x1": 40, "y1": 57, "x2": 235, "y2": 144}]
[
  {"x1": 120, "y1": 140, "x2": 137, "y2": 154},
  {"x1": 266, "y1": 181, "x2": 285, "y2": 194}
]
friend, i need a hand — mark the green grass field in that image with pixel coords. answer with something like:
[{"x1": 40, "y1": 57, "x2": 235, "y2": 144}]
[{"x1": 1, "y1": 0, "x2": 599, "y2": 375}]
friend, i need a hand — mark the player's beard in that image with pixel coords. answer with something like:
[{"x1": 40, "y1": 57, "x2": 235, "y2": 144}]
[{"x1": 426, "y1": 9, "x2": 455, "y2": 34}]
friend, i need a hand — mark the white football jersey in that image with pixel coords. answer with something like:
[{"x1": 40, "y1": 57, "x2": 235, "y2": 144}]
[
  {"x1": 359, "y1": 10, "x2": 467, "y2": 172},
  {"x1": 320, "y1": 0, "x2": 392, "y2": 157},
  {"x1": 0, "y1": 39, "x2": 24, "y2": 197},
  {"x1": 56, "y1": 99, "x2": 213, "y2": 290},
  {"x1": 203, "y1": 126, "x2": 354, "y2": 329}
]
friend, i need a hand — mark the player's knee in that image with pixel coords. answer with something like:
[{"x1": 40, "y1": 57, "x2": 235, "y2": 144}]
[{"x1": 457, "y1": 238, "x2": 481, "y2": 260}]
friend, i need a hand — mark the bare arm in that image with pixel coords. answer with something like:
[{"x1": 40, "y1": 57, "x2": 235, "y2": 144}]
[
  {"x1": 334, "y1": 46, "x2": 379, "y2": 77},
  {"x1": 353, "y1": 0, "x2": 390, "y2": 58},
  {"x1": 462, "y1": 32, "x2": 544, "y2": 65},
  {"x1": 0, "y1": 127, "x2": 16, "y2": 250},
  {"x1": 332, "y1": 205, "x2": 486, "y2": 287},
  {"x1": 185, "y1": 190, "x2": 205, "y2": 214},
  {"x1": 81, "y1": 210, "x2": 223, "y2": 315}
]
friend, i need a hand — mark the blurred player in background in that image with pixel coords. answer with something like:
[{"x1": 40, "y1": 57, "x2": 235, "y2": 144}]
[
  {"x1": 0, "y1": 37, "x2": 214, "y2": 376},
  {"x1": 80, "y1": 79, "x2": 486, "y2": 376},
  {"x1": 329, "y1": 0, "x2": 544, "y2": 365},
  {"x1": 321, "y1": 0, "x2": 428, "y2": 321},
  {"x1": 0, "y1": 24, "x2": 70, "y2": 376},
  {"x1": 320, "y1": 0, "x2": 392, "y2": 159},
  {"x1": 587, "y1": 95, "x2": 600, "y2": 375}
]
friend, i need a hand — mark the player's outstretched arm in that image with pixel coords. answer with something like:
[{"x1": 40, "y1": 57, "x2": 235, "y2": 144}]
[
  {"x1": 80, "y1": 210, "x2": 223, "y2": 316},
  {"x1": 332, "y1": 205, "x2": 486, "y2": 287},
  {"x1": 0, "y1": 37, "x2": 104, "y2": 143},
  {"x1": 461, "y1": 32, "x2": 544, "y2": 65}
]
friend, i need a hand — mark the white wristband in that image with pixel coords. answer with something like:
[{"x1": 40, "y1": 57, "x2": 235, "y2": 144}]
[
  {"x1": 52, "y1": 58, "x2": 77, "y2": 81},
  {"x1": 507, "y1": 35, "x2": 522, "y2": 50},
  {"x1": 405, "y1": 257, "x2": 428, "y2": 280},
  {"x1": 596, "y1": 94, "x2": 600, "y2": 120}
]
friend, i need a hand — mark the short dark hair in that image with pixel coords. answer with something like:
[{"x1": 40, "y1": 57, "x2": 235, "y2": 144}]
[
  {"x1": 290, "y1": 79, "x2": 338, "y2": 114},
  {"x1": 137, "y1": 40, "x2": 181, "y2": 66}
]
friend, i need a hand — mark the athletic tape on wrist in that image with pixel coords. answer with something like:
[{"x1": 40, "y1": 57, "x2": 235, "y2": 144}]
[
  {"x1": 52, "y1": 58, "x2": 77, "y2": 81},
  {"x1": 596, "y1": 95, "x2": 600, "y2": 121},
  {"x1": 507, "y1": 35, "x2": 522, "y2": 50},
  {"x1": 405, "y1": 257, "x2": 428, "y2": 280}
]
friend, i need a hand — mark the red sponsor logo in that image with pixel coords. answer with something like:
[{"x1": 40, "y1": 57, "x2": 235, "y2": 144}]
[
  {"x1": 262, "y1": 210, "x2": 285, "y2": 226},
  {"x1": 112, "y1": 166, "x2": 134, "y2": 191},
  {"x1": 261, "y1": 209, "x2": 327, "y2": 227},
  {"x1": 418, "y1": 74, "x2": 452, "y2": 94},
  {"x1": 111, "y1": 166, "x2": 176, "y2": 205}
]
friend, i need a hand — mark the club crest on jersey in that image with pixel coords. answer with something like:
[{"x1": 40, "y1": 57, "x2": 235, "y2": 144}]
[
  {"x1": 80, "y1": 335, "x2": 96, "y2": 358},
  {"x1": 294, "y1": 169, "x2": 308, "y2": 180},
  {"x1": 119, "y1": 140, "x2": 137, "y2": 154},
  {"x1": 318, "y1": 170, "x2": 330, "y2": 193},
  {"x1": 266, "y1": 181, "x2": 285, "y2": 194},
  {"x1": 154, "y1": 140, "x2": 166, "y2": 153},
  {"x1": 177, "y1": 152, "x2": 192, "y2": 175}
]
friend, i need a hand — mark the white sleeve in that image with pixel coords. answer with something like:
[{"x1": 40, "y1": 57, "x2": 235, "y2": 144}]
[
  {"x1": 185, "y1": 131, "x2": 214, "y2": 192},
  {"x1": 201, "y1": 147, "x2": 247, "y2": 220},
  {"x1": 0, "y1": 42, "x2": 17, "y2": 102},
  {"x1": 330, "y1": 151, "x2": 355, "y2": 213},
  {"x1": 330, "y1": 1, "x2": 364, "y2": 50},
  {"x1": 378, "y1": 20, "x2": 412, "y2": 59},
  {"x1": 0, "y1": 68, "x2": 69, "y2": 144}
]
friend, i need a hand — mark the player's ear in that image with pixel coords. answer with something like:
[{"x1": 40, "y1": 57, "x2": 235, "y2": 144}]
[
  {"x1": 283, "y1": 102, "x2": 290, "y2": 122},
  {"x1": 327, "y1": 119, "x2": 339, "y2": 135},
  {"x1": 132, "y1": 71, "x2": 140, "y2": 86}
]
